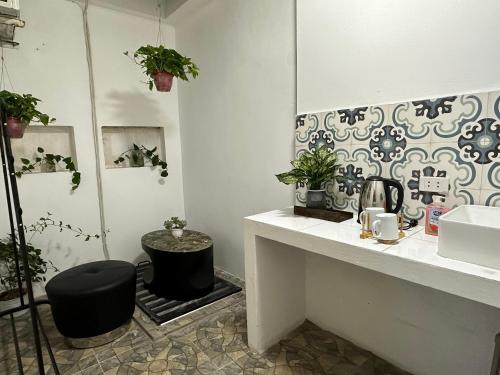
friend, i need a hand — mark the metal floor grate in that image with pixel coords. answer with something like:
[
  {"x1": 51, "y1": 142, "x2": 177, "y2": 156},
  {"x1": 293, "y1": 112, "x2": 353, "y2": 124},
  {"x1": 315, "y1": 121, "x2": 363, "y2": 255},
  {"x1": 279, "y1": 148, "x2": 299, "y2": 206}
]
[{"x1": 135, "y1": 263, "x2": 242, "y2": 325}]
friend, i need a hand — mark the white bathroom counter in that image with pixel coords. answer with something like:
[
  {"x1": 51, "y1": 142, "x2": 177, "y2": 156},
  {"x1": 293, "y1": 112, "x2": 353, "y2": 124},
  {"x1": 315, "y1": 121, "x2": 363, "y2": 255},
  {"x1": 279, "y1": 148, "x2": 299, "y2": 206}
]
[{"x1": 244, "y1": 207, "x2": 500, "y2": 353}]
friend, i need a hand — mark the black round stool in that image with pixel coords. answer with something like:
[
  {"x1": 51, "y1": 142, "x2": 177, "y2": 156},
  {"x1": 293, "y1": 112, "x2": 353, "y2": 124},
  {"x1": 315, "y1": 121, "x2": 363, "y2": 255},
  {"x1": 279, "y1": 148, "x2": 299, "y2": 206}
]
[{"x1": 46, "y1": 260, "x2": 136, "y2": 348}]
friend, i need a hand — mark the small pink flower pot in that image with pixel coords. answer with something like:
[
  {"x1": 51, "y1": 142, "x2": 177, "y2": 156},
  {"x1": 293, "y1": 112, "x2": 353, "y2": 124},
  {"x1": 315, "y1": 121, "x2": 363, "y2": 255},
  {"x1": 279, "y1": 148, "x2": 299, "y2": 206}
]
[
  {"x1": 6, "y1": 117, "x2": 27, "y2": 139},
  {"x1": 153, "y1": 72, "x2": 174, "y2": 92}
]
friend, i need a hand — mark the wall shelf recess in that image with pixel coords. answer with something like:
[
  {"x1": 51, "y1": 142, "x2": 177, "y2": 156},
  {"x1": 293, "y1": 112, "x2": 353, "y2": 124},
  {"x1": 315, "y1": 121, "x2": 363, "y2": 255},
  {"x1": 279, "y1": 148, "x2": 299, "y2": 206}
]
[
  {"x1": 101, "y1": 126, "x2": 166, "y2": 169},
  {"x1": 11, "y1": 125, "x2": 77, "y2": 173}
]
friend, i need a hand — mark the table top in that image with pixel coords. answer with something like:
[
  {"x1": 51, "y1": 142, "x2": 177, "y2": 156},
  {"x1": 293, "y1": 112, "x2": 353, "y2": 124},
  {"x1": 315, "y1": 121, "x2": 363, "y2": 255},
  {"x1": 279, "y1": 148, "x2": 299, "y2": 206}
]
[
  {"x1": 244, "y1": 207, "x2": 500, "y2": 310},
  {"x1": 141, "y1": 230, "x2": 213, "y2": 253}
]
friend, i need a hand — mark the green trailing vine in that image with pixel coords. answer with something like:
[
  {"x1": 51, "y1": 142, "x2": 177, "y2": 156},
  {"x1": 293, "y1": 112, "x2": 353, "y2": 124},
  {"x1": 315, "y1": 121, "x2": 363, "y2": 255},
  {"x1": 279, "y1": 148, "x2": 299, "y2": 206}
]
[
  {"x1": 24, "y1": 212, "x2": 102, "y2": 242},
  {"x1": 0, "y1": 213, "x2": 101, "y2": 299},
  {"x1": 114, "y1": 144, "x2": 168, "y2": 178},
  {"x1": 15, "y1": 147, "x2": 81, "y2": 191}
]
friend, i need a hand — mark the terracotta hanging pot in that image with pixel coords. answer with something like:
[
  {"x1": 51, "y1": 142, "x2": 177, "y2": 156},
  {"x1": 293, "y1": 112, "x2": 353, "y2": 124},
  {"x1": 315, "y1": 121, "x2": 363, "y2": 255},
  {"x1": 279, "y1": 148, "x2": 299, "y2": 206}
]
[
  {"x1": 152, "y1": 72, "x2": 174, "y2": 92},
  {"x1": 6, "y1": 117, "x2": 27, "y2": 139}
]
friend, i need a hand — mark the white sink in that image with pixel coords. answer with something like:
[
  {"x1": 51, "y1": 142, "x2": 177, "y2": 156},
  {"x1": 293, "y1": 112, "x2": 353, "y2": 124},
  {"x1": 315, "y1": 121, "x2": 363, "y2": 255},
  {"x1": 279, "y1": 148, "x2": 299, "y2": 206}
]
[{"x1": 438, "y1": 205, "x2": 500, "y2": 269}]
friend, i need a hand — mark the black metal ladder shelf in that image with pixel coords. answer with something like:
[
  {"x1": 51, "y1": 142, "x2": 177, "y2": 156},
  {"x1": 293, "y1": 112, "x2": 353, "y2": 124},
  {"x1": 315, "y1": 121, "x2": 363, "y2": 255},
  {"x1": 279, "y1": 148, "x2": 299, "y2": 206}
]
[{"x1": 0, "y1": 107, "x2": 60, "y2": 375}]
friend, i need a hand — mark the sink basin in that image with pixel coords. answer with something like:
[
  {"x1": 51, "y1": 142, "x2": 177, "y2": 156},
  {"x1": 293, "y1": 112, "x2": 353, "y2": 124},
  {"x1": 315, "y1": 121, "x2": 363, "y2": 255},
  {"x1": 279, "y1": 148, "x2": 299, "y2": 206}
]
[{"x1": 438, "y1": 205, "x2": 500, "y2": 269}]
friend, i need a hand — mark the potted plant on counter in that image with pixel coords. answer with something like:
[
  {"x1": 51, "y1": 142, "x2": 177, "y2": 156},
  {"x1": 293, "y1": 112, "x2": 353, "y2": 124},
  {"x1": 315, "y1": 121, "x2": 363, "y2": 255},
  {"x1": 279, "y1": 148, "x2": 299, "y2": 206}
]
[
  {"x1": 164, "y1": 217, "x2": 187, "y2": 238},
  {"x1": 124, "y1": 45, "x2": 199, "y2": 92},
  {"x1": 0, "y1": 90, "x2": 55, "y2": 138},
  {"x1": 276, "y1": 145, "x2": 340, "y2": 209}
]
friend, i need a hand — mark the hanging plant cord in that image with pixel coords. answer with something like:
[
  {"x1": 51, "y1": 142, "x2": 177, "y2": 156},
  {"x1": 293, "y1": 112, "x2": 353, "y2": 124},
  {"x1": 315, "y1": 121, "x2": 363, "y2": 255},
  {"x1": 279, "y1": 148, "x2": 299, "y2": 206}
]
[
  {"x1": 0, "y1": 46, "x2": 15, "y2": 91},
  {"x1": 156, "y1": 0, "x2": 164, "y2": 46}
]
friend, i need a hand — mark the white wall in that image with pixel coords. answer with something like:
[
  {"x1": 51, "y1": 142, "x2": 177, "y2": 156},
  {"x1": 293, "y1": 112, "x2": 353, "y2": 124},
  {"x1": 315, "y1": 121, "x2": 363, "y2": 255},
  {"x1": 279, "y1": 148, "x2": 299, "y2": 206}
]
[
  {"x1": 297, "y1": 0, "x2": 500, "y2": 114},
  {"x1": 0, "y1": 0, "x2": 185, "y2": 282},
  {"x1": 174, "y1": 0, "x2": 296, "y2": 277},
  {"x1": 88, "y1": 3, "x2": 185, "y2": 263},
  {"x1": 0, "y1": 0, "x2": 103, "y2": 278}
]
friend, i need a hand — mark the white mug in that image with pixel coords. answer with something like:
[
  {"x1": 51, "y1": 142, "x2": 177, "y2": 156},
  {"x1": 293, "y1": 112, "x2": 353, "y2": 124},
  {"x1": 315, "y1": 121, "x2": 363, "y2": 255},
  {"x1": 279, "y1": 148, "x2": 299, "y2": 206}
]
[
  {"x1": 359, "y1": 207, "x2": 385, "y2": 231},
  {"x1": 372, "y1": 213, "x2": 399, "y2": 242}
]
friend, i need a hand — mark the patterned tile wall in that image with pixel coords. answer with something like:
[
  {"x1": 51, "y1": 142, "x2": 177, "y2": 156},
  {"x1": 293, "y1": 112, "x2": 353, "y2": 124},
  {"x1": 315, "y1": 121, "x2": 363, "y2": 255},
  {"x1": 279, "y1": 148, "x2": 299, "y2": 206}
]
[{"x1": 295, "y1": 91, "x2": 500, "y2": 221}]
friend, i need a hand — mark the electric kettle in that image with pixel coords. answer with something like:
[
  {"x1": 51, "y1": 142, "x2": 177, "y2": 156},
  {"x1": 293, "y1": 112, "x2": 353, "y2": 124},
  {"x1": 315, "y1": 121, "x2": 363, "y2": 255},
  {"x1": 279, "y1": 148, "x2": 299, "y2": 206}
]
[{"x1": 357, "y1": 176, "x2": 404, "y2": 221}]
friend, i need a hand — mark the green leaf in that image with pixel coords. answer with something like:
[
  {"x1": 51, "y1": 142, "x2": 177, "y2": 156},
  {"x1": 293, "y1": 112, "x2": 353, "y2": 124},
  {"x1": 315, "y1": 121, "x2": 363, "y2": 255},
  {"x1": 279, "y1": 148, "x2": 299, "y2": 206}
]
[
  {"x1": 37, "y1": 147, "x2": 44, "y2": 153},
  {"x1": 21, "y1": 158, "x2": 30, "y2": 165},
  {"x1": 276, "y1": 145, "x2": 340, "y2": 189},
  {"x1": 161, "y1": 170, "x2": 168, "y2": 177}
]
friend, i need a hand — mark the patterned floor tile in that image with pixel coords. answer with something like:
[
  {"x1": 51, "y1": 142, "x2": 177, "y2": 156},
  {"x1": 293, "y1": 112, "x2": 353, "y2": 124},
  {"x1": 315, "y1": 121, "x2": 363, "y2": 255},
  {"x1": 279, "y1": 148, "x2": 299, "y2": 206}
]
[{"x1": 0, "y1": 273, "x2": 410, "y2": 375}]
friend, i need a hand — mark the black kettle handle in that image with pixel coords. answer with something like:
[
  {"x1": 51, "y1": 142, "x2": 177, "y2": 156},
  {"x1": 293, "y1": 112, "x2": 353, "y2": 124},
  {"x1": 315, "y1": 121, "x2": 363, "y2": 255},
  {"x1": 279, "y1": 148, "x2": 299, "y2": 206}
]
[{"x1": 385, "y1": 179, "x2": 404, "y2": 213}]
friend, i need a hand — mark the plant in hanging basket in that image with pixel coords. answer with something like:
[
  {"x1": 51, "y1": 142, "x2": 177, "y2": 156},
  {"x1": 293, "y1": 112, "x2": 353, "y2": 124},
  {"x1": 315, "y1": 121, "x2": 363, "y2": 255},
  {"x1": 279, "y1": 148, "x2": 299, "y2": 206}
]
[
  {"x1": 276, "y1": 145, "x2": 341, "y2": 209},
  {"x1": 15, "y1": 147, "x2": 81, "y2": 191},
  {"x1": 114, "y1": 144, "x2": 168, "y2": 177},
  {"x1": 124, "y1": 45, "x2": 199, "y2": 92},
  {"x1": 0, "y1": 90, "x2": 55, "y2": 139}
]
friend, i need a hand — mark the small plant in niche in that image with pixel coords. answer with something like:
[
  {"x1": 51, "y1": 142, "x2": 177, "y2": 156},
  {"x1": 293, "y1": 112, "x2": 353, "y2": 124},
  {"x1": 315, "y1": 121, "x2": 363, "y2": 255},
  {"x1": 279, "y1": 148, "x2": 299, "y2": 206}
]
[
  {"x1": 276, "y1": 145, "x2": 340, "y2": 209},
  {"x1": 164, "y1": 217, "x2": 187, "y2": 238},
  {"x1": 0, "y1": 213, "x2": 100, "y2": 310},
  {"x1": 114, "y1": 144, "x2": 168, "y2": 177},
  {"x1": 124, "y1": 45, "x2": 199, "y2": 92},
  {"x1": 15, "y1": 147, "x2": 81, "y2": 191},
  {"x1": 0, "y1": 90, "x2": 55, "y2": 139}
]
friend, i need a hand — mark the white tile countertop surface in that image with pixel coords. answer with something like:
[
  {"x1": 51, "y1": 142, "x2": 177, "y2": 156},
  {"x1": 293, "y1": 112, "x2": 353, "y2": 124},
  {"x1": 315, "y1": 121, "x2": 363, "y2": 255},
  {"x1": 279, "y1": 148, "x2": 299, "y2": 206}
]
[{"x1": 244, "y1": 207, "x2": 500, "y2": 309}]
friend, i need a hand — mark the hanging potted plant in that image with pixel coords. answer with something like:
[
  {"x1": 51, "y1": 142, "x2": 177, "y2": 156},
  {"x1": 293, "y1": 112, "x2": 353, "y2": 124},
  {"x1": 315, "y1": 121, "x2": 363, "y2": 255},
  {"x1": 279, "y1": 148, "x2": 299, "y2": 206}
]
[
  {"x1": 276, "y1": 145, "x2": 340, "y2": 209},
  {"x1": 164, "y1": 217, "x2": 187, "y2": 238},
  {"x1": 124, "y1": 45, "x2": 199, "y2": 92},
  {"x1": 0, "y1": 90, "x2": 55, "y2": 139}
]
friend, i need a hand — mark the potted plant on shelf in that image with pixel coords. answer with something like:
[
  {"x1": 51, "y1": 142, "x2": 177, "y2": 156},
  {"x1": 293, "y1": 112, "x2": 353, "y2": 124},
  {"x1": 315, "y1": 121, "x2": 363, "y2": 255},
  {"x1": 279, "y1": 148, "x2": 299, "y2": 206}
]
[
  {"x1": 0, "y1": 213, "x2": 101, "y2": 316},
  {"x1": 164, "y1": 217, "x2": 187, "y2": 238},
  {"x1": 114, "y1": 144, "x2": 168, "y2": 177},
  {"x1": 0, "y1": 90, "x2": 55, "y2": 139},
  {"x1": 15, "y1": 147, "x2": 81, "y2": 191},
  {"x1": 124, "y1": 45, "x2": 199, "y2": 92},
  {"x1": 276, "y1": 145, "x2": 340, "y2": 209},
  {"x1": 0, "y1": 240, "x2": 57, "y2": 317}
]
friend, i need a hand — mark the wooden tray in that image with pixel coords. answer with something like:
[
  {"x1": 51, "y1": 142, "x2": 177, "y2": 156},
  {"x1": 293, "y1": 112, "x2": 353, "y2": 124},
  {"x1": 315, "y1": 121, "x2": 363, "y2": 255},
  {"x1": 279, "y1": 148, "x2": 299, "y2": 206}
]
[{"x1": 293, "y1": 205, "x2": 353, "y2": 223}]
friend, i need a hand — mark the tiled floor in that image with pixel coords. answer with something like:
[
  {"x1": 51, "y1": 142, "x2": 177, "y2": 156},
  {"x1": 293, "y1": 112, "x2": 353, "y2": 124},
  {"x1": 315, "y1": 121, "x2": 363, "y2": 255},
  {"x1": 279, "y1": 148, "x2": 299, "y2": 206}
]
[{"x1": 0, "y1": 270, "x2": 410, "y2": 374}]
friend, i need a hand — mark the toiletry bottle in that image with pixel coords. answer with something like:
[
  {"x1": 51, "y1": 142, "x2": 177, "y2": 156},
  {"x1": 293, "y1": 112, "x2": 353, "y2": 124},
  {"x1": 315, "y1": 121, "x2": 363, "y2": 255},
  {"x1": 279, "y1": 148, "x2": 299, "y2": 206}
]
[{"x1": 425, "y1": 196, "x2": 449, "y2": 236}]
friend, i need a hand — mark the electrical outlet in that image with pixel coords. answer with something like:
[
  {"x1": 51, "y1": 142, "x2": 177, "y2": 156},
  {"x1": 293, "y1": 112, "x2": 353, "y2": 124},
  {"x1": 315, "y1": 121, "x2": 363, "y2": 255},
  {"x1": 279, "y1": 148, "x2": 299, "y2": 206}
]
[{"x1": 419, "y1": 176, "x2": 450, "y2": 193}]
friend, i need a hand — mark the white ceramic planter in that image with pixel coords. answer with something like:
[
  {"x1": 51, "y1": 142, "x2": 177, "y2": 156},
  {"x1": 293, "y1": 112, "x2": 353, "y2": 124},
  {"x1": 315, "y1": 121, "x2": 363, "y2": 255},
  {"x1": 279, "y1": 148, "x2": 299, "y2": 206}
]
[{"x1": 171, "y1": 228, "x2": 184, "y2": 238}]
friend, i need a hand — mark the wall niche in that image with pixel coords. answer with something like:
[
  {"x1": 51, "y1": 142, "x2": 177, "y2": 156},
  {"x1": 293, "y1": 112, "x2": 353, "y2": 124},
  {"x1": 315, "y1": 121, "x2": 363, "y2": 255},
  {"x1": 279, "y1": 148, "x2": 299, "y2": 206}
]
[
  {"x1": 11, "y1": 126, "x2": 77, "y2": 173},
  {"x1": 101, "y1": 126, "x2": 166, "y2": 169}
]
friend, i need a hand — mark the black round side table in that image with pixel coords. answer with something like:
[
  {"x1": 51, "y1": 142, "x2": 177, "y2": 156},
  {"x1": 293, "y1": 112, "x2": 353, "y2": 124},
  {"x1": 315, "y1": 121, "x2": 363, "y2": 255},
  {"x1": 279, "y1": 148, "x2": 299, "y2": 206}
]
[{"x1": 141, "y1": 230, "x2": 214, "y2": 300}]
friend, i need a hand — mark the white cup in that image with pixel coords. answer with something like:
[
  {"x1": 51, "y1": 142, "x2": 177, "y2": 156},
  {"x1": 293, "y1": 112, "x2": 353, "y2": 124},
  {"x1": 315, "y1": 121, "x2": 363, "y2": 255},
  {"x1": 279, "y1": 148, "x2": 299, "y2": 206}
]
[
  {"x1": 359, "y1": 207, "x2": 385, "y2": 231},
  {"x1": 372, "y1": 213, "x2": 399, "y2": 241}
]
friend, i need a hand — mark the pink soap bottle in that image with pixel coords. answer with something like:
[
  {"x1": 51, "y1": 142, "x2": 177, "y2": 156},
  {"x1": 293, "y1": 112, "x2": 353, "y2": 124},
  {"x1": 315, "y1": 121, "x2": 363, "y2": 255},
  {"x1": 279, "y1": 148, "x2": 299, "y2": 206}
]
[{"x1": 425, "y1": 196, "x2": 449, "y2": 236}]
